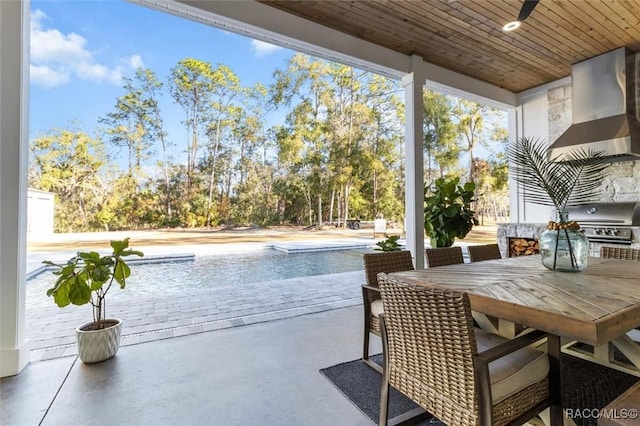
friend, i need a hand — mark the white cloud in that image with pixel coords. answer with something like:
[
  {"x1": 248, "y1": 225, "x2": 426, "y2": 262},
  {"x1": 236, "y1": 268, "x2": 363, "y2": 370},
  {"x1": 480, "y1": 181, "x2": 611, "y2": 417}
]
[
  {"x1": 128, "y1": 55, "x2": 145, "y2": 70},
  {"x1": 75, "y1": 62, "x2": 123, "y2": 85},
  {"x1": 30, "y1": 64, "x2": 69, "y2": 88},
  {"x1": 251, "y1": 40, "x2": 282, "y2": 58},
  {"x1": 30, "y1": 12, "x2": 91, "y2": 64},
  {"x1": 30, "y1": 10, "x2": 143, "y2": 89}
]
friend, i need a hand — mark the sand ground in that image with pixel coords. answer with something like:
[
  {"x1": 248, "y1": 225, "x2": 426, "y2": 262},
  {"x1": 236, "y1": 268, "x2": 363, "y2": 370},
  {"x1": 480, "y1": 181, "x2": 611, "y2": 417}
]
[{"x1": 26, "y1": 224, "x2": 499, "y2": 252}]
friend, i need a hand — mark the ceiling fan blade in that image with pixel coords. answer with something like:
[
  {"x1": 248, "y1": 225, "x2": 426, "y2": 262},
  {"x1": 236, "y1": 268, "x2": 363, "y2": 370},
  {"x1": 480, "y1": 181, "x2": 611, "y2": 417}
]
[{"x1": 517, "y1": 0, "x2": 539, "y2": 21}]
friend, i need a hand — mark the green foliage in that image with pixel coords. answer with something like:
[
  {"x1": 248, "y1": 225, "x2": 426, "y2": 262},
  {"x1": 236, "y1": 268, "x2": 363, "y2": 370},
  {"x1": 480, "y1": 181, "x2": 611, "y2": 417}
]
[
  {"x1": 43, "y1": 239, "x2": 143, "y2": 329},
  {"x1": 169, "y1": 58, "x2": 219, "y2": 180},
  {"x1": 506, "y1": 136, "x2": 609, "y2": 212},
  {"x1": 472, "y1": 158, "x2": 509, "y2": 224},
  {"x1": 454, "y1": 99, "x2": 487, "y2": 183},
  {"x1": 28, "y1": 55, "x2": 508, "y2": 232},
  {"x1": 424, "y1": 177, "x2": 478, "y2": 248},
  {"x1": 489, "y1": 154, "x2": 509, "y2": 191},
  {"x1": 29, "y1": 129, "x2": 108, "y2": 232},
  {"x1": 375, "y1": 234, "x2": 402, "y2": 251},
  {"x1": 423, "y1": 90, "x2": 461, "y2": 179},
  {"x1": 99, "y1": 68, "x2": 161, "y2": 176},
  {"x1": 270, "y1": 54, "x2": 409, "y2": 226}
]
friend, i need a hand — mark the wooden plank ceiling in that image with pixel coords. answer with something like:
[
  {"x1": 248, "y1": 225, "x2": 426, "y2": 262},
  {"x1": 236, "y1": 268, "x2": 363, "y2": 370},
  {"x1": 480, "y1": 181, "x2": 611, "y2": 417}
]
[{"x1": 259, "y1": 0, "x2": 640, "y2": 93}]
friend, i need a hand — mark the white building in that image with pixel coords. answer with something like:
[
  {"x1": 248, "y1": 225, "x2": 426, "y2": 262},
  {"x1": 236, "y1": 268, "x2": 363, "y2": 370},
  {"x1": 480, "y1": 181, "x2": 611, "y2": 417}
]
[{"x1": 26, "y1": 188, "x2": 54, "y2": 236}]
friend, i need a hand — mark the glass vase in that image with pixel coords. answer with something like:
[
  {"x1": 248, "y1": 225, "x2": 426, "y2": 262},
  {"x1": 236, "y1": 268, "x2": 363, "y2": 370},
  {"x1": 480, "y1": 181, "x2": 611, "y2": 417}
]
[{"x1": 539, "y1": 211, "x2": 589, "y2": 272}]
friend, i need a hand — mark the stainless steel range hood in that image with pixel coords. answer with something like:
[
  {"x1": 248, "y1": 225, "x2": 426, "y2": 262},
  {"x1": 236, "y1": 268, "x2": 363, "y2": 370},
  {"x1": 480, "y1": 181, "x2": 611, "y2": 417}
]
[{"x1": 548, "y1": 47, "x2": 640, "y2": 162}]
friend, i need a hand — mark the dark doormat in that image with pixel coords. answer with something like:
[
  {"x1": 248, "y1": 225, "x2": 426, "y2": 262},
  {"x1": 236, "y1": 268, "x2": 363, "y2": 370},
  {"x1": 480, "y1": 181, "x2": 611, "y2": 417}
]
[{"x1": 320, "y1": 354, "x2": 639, "y2": 426}]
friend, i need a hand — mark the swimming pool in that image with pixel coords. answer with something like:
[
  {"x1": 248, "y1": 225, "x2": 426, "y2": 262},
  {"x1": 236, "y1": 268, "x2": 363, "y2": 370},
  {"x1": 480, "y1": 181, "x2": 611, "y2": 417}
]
[{"x1": 27, "y1": 248, "x2": 372, "y2": 301}]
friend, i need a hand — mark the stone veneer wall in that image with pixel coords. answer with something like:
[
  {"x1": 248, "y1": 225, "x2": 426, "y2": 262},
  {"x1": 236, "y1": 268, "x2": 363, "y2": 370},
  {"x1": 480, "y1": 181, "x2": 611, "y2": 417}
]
[
  {"x1": 497, "y1": 223, "x2": 640, "y2": 258},
  {"x1": 547, "y1": 82, "x2": 640, "y2": 202},
  {"x1": 501, "y1": 63, "x2": 640, "y2": 255}
]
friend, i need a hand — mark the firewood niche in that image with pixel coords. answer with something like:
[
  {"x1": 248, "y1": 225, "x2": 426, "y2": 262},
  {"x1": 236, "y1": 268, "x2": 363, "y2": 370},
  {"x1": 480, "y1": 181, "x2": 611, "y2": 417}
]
[{"x1": 509, "y1": 237, "x2": 540, "y2": 257}]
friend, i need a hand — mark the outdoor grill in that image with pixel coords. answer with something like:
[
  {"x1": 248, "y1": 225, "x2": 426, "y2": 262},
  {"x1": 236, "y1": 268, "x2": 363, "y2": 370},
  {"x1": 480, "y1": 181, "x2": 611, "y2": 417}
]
[{"x1": 565, "y1": 202, "x2": 640, "y2": 245}]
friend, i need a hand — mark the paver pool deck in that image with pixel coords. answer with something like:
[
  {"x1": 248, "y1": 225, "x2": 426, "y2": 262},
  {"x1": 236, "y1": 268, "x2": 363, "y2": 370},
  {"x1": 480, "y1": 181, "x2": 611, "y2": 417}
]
[
  {"x1": 25, "y1": 236, "x2": 373, "y2": 363},
  {"x1": 25, "y1": 226, "x2": 494, "y2": 363}
]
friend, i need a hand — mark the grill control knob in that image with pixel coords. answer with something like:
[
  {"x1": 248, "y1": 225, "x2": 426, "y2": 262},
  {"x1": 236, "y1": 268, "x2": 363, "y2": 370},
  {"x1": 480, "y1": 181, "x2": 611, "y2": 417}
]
[
  {"x1": 608, "y1": 228, "x2": 618, "y2": 236},
  {"x1": 595, "y1": 228, "x2": 604, "y2": 235}
]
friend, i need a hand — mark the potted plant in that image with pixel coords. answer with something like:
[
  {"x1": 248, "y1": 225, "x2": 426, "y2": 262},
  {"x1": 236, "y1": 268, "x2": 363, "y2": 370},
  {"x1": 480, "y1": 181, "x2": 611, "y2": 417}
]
[
  {"x1": 43, "y1": 238, "x2": 143, "y2": 363},
  {"x1": 424, "y1": 176, "x2": 478, "y2": 248},
  {"x1": 507, "y1": 136, "x2": 609, "y2": 271},
  {"x1": 374, "y1": 234, "x2": 402, "y2": 251}
]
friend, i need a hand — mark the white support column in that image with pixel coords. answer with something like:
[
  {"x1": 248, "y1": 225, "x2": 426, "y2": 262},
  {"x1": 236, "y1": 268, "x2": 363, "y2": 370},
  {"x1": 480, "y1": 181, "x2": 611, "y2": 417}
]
[
  {"x1": 0, "y1": 0, "x2": 30, "y2": 377},
  {"x1": 401, "y1": 57, "x2": 426, "y2": 269},
  {"x1": 508, "y1": 106, "x2": 522, "y2": 222}
]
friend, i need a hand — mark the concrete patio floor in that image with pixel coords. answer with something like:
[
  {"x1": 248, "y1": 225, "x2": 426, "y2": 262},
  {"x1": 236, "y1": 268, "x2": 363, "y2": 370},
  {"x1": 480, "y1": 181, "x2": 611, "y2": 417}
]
[
  {"x1": 1, "y1": 305, "x2": 378, "y2": 425},
  {"x1": 22, "y1": 235, "x2": 482, "y2": 362},
  {"x1": 2, "y1": 237, "x2": 381, "y2": 425},
  {"x1": 24, "y1": 239, "x2": 371, "y2": 362},
  {"x1": 4, "y1": 235, "x2": 483, "y2": 425}
]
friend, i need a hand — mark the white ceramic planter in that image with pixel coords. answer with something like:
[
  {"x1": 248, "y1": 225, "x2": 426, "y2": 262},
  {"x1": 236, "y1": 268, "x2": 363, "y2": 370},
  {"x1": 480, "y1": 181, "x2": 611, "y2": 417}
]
[{"x1": 75, "y1": 318, "x2": 123, "y2": 363}]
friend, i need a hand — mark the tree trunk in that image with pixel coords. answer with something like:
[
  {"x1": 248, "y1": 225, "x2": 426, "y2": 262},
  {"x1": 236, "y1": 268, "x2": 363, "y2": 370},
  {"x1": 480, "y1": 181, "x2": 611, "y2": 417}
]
[
  {"x1": 278, "y1": 196, "x2": 285, "y2": 224},
  {"x1": 188, "y1": 100, "x2": 199, "y2": 187},
  {"x1": 372, "y1": 169, "x2": 378, "y2": 218},
  {"x1": 329, "y1": 189, "x2": 336, "y2": 224},
  {"x1": 305, "y1": 186, "x2": 313, "y2": 226},
  {"x1": 206, "y1": 117, "x2": 222, "y2": 227},
  {"x1": 317, "y1": 194, "x2": 323, "y2": 229},
  {"x1": 343, "y1": 183, "x2": 351, "y2": 226},
  {"x1": 337, "y1": 192, "x2": 342, "y2": 227},
  {"x1": 159, "y1": 135, "x2": 171, "y2": 217}
]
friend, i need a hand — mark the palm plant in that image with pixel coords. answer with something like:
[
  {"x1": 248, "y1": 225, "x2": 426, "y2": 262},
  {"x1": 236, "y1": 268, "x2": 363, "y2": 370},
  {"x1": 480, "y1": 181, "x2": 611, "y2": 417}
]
[
  {"x1": 507, "y1": 136, "x2": 609, "y2": 271},
  {"x1": 506, "y1": 136, "x2": 609, "y2": 215}
]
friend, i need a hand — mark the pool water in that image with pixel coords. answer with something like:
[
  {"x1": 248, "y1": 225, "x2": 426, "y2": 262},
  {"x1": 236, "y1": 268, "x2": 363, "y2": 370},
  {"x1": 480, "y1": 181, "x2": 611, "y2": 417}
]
[
  {"x1": 130, "y1": 248, "x2": 370, "y2": 291},
  {"x1": 27, "y1": 248, "x2": 372, "y2": 301}
]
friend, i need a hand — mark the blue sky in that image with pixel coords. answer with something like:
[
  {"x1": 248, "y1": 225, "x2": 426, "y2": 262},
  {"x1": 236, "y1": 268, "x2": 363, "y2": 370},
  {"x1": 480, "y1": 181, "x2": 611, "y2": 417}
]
[
  {"x1": 29, "y1": 0, "x2": 295, "y2": 163},
  {"x1": 29, "y1": 0, "x2": 503, "y2": 169}
]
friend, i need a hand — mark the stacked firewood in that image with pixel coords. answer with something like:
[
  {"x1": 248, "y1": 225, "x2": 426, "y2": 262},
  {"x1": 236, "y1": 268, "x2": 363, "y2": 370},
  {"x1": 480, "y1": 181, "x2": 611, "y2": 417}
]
[{"x1": 509, "y1": 238, "x2": 539, "y2": 257}]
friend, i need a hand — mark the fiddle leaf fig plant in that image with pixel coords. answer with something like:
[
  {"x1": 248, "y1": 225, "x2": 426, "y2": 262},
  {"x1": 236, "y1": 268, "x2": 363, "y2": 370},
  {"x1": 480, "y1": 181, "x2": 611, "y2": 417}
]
[
  {"x1": 43, "y1": 238, "x2": 143, "y2": 329},
  {"x1": 424, "y1": 177, "x2": 478, "y2": 248}
]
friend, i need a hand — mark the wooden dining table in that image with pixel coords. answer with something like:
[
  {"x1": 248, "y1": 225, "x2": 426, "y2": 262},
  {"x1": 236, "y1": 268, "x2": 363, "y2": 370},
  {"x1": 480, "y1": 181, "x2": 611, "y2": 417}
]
[{"x1": 391, "y1": 255, "x2": 640, "y2": 377}]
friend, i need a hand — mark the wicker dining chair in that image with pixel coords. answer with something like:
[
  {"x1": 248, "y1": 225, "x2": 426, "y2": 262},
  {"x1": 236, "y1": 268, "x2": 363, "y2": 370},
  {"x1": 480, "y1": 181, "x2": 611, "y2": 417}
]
[
  {"x1": 601, "y1": 247, "x2": 640, "y2": 331},
  {"x1": 601, "y1": 246, "x2": 640, "y2": 261},
  {"x1": 425, "y1": 246, "x2": 464, "y2": 268},
  {"x1": 377, "y1": 273, "x2": 562, "y2": 426},
  {"x1": 361, "y1": 250, "x2": 414, "y2": 373},
  {"x1": 468, "y1": 243, "x2": 502, "y2": 263}
]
